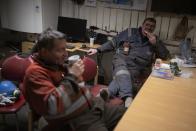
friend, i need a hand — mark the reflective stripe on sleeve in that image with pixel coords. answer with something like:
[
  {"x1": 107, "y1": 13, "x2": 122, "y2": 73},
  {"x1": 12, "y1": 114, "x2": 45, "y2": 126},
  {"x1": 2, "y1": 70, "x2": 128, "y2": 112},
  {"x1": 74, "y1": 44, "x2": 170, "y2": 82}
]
[
  {"x1": 56, "y1": 86, "x2": 72, "y2": 109},
  {"x1": 115, "y1": 69, "x2": 130, "y2": 76},
  {"x1": 45, "y1": 89, "x2": 92, "y2": 120},
  {"x1": 48, "y1": 95, "x2": 57, "y2": 115}
]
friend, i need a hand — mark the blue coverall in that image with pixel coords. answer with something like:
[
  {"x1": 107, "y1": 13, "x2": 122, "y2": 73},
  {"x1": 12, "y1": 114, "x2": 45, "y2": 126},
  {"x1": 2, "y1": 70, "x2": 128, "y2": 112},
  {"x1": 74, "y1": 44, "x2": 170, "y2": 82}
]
[{"x1": 97, "y1": 27, "x2": 170, "y2": 99}]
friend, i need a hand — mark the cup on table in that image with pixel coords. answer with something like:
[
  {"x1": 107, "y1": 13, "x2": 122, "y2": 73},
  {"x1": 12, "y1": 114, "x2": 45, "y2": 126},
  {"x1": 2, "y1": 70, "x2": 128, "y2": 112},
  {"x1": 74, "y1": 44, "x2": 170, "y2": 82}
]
[{"x1": 90, "y1": 37, "x2": 94, "y2": 47}]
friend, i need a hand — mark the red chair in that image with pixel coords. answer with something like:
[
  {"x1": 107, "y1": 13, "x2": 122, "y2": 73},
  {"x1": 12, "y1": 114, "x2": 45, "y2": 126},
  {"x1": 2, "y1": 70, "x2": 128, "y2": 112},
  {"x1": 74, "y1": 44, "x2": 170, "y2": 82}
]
[
  {"x1": 0, "y1": 94, "x2": 26, "y2": 131},
  {"x1": 0, "y1": 54, "x2": 32, "y2": 131}
]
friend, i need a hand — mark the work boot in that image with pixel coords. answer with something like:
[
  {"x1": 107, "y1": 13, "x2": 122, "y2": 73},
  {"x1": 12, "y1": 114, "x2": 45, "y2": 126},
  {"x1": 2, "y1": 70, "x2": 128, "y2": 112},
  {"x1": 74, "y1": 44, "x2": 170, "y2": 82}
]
[{"x1": 97, "y1": 88, "x2": 109, "y2": 101}]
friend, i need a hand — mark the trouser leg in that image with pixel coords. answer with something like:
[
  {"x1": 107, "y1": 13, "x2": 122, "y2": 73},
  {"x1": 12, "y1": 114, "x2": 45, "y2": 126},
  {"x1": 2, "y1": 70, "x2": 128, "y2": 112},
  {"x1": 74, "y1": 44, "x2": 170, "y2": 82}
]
[
  {"x1": 70, "y1": 98, "x2": 107, "y2": 131},
  {"x1": 108, "y1": 72, "x2": 132, "y2": 98},
  {"x1": 70, "y1": 97, "x2": 126, "y2": 131},
  {"x1": 129, "y1": 69, "x2": 150, "y2": 97},
  {"x1": 103, "y1": 104, "x2": 126, "y2": 130},
  {"x1": 108, "y1": 56, "x2": 133, "y2": 98}
]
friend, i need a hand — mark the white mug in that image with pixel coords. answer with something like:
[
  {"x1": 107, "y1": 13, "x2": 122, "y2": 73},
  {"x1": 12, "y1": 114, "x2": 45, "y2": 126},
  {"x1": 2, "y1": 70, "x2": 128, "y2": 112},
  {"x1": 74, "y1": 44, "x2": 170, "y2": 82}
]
[
  {"x1": 68, "y1": 55, "x2": 80, "y2": 65},
  {"x1": 90, "y1": 38, "x2": 94, "y2": 47}
]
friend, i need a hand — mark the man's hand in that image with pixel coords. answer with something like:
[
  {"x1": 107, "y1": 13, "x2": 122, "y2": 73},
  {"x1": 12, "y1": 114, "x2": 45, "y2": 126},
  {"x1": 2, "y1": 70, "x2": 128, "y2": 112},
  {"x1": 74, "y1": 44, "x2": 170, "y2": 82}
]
[
  {"x1": 144, "y1": 30, "x2": 156, "y2": 44},
  {"x1": 68, "y1": 59, "x2": 84, "y2": 79},
  {"x1": 87, "y1": 49, "x2": 97, "y2": 55}
]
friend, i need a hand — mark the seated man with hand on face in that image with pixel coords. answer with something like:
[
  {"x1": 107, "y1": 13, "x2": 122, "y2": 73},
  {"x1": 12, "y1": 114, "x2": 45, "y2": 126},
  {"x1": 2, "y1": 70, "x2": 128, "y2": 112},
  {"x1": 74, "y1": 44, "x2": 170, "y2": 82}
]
[
  {"x1": 88, "y1": 17, "x2": 170, "y2": 108},
  {"x1": 23, "y1": 28, "x2": 126, "y2": 131}
]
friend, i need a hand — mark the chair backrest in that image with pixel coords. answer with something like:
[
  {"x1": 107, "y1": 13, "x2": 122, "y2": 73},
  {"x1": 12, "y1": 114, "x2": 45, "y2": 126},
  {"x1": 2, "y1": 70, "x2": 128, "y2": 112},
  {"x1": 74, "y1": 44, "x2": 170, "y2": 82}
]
[
  {"x1": 82, "y1": 56, "x2": 98, "y2": 84},
  {"x1": 1, "y1": 54, "x2": 33, "y2": 82}
]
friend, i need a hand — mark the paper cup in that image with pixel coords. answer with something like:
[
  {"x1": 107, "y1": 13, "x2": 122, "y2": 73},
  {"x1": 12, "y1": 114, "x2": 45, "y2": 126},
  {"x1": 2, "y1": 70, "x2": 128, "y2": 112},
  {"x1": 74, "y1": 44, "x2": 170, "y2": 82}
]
[
  {"x1": 90, "y1": 38, "x2": 94, "y2": 47},
  {"x1": 68, "y1": 55, "x2": 80, "y2": 65}
]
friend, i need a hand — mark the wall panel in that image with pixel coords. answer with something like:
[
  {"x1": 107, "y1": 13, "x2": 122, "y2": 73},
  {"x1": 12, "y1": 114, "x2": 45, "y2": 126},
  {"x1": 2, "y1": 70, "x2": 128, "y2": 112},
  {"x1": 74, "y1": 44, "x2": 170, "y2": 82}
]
[
  {"x1": 116, "y1": 9, "x2": 124, "y2": 32},
  {"x1": 137, "y1": 11, "x2": 146, "y2": 28},
  {"x1": 109, "y1": 8, "x2": 117, "y2": 31},
  {"x1": 130, "y1": 11, "x2": 139, "y2": 28},
  {"x1": 78, "y1": 5, "x2": 86, "y2": 19},
  {"x1": 167, "y1": 17, "x2": 180, "y2": 40},
  {"x1": 61, "y1": 0, "x2": 196, "y2": 43},
  {"x1": 159, "y1": 16, "x2": 170, "y2": 40},
  {"x1": 89, "y1": 7, "x2": 97, "y2": 27},
  {"x1": 122, "y1": 10, "x2": 131, "y2": 30},
  {"x1": 96, "y1": 6, "x2": 104, "y2": 29},
  {"x1": 102, "y1": 8, "x2": 110, "y2": 31}
]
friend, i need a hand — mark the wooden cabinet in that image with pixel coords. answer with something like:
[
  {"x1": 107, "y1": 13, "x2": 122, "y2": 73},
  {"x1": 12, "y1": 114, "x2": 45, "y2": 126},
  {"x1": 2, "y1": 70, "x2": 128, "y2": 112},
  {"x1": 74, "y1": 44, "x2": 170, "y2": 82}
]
[{"x1": 22, "y1": 41, "x2": 35, "y2": 53}]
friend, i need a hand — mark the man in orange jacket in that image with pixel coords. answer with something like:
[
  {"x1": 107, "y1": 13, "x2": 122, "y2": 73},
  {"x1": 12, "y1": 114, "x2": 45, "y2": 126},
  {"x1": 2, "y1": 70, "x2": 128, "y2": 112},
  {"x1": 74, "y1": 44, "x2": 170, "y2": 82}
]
[{"x1": 23, "y1": 28, "x2": 125, "y2": 131}]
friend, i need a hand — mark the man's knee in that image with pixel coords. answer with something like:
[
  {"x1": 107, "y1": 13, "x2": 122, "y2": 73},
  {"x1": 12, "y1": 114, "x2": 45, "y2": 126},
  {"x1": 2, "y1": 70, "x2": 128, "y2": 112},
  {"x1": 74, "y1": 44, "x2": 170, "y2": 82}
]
[{"x1": 113, "y1": 69, "x2": 130, "y2": 79}]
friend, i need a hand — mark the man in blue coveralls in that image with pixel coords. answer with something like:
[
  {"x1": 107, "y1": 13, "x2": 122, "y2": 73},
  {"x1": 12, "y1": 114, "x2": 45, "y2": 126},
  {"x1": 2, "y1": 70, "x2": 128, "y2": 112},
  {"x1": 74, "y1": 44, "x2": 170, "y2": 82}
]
[{"x1": 88, "y1": 17, "x2": 170, "y2": 108}]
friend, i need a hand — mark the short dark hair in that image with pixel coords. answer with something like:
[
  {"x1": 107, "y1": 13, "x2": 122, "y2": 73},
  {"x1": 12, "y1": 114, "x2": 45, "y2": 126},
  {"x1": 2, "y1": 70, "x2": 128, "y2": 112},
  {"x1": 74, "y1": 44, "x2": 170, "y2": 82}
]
[
  {"x1": 143, "y1": 17, "x2": 156, "y2": 24},
  {"x1": 36, "y1": 28, "x2": 66, "y2": 51}
]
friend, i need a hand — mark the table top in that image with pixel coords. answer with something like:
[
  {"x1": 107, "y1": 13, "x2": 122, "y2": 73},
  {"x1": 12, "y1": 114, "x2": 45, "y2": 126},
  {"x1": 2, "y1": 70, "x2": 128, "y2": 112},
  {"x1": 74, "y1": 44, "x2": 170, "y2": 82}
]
[
  {"x1": 115, "y1": 67, "x2": 196, "y2": 131},
  {"x1": 66, "y1": 42, "x2": 100, "y2": 52}
]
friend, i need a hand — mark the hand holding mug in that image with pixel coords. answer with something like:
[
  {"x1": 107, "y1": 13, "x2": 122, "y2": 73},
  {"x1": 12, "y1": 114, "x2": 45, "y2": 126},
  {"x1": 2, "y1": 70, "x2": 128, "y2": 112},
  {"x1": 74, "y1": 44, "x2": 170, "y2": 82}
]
[{"x1": 68, "y1": 55, "x2": 84, "y2": 79}]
